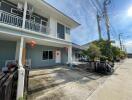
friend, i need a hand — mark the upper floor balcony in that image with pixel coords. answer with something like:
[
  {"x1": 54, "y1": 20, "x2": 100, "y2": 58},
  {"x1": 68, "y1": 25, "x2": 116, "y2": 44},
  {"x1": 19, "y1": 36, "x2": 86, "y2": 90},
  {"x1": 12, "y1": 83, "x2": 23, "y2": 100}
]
[
  {"x1": 0, "y1": 0, "x2": 79, "y2": 42},
  {"x1": 0, "y1": 0, "x2": 49, "y2": 35},
  {"x1": 0, "y1": 10, "x2": 48, "y2": 34}
]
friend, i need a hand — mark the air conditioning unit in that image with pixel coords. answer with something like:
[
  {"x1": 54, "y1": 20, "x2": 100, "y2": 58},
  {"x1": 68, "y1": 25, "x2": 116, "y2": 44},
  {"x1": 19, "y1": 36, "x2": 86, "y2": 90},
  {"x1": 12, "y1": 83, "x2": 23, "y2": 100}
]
[
  {"x1": 17, "y1": 2, "x2": 23, "y2": 10},
  {"x1": 27, "y1": 5, "x2": 34, "y2": 15}
]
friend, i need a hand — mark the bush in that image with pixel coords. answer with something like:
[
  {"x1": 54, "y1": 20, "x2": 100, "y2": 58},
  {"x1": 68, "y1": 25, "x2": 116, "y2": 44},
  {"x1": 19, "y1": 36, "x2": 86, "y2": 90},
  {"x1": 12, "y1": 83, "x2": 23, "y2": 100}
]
[
  {"x1": 100, "y1": 56, "x2": 108, "y2": 61},
  {"x1": 84, "y1": 44, "x2": 101, "y2": 61}
]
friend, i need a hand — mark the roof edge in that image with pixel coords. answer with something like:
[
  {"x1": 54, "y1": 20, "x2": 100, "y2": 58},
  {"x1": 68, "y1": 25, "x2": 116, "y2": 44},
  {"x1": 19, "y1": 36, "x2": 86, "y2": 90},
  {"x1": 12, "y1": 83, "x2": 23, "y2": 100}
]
[{"x1": 42, "y1": 0, "x2": 80, "y2": 27}]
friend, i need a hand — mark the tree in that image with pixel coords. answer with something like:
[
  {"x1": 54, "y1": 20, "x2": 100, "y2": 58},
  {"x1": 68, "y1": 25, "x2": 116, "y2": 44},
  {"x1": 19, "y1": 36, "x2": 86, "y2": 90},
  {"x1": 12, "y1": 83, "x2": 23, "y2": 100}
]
[
  {"x1": 111, "y1": 46, "x2": 121, "y2": 59},
  {"x1": 83, "y1": 40, "x2": 127, "y2": 61},
  {"x1": 85, "y1": 43, "x2": 101, "y2": 61}
]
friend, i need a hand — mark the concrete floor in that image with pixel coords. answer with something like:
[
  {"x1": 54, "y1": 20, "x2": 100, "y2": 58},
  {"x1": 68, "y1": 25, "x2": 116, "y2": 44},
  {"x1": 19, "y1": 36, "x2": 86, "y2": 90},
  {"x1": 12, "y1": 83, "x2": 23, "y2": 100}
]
[
  {"x1": 88, "y1": 59, "x2": 132, "y2": 100},
  {"x1": 28, "y1": 65, "x2": 109, "y2": 100},
  {"x1": 28, "y1": 59, "x2": 131, "y2": 100}
]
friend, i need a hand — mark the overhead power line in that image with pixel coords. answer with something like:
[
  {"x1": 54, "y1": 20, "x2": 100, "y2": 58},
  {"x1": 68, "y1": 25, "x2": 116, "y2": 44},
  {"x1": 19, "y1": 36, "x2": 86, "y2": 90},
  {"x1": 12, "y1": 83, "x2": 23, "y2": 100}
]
[{"x1": 89, "y1": 0, "x2": 103, "y2": 15}]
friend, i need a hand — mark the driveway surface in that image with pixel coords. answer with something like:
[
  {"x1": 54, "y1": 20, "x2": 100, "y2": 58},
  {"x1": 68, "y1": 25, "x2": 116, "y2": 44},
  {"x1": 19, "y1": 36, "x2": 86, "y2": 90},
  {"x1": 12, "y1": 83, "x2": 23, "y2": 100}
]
[
  {"x1": 28, "y1": 66, "x2": 108, "y2": 100},
  {"x1": 88, "y1": 59, "x2": 132, "y2": 100},
  {"x1": 28, "y1": 59, "x2": 131, "y2": 100}
]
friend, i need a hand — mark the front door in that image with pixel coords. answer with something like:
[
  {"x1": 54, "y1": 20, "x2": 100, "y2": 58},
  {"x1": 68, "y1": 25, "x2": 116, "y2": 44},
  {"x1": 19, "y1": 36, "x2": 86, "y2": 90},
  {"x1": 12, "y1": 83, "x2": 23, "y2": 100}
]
[{"x1": 56, "y1": 50, "x2": 61, "y2": 63}]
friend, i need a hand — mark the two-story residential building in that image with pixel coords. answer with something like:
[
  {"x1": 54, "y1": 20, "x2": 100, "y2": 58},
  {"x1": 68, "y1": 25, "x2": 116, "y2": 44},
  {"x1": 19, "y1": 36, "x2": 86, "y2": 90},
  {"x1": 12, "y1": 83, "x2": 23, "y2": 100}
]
[{"x1": 0, "y1": 0, "x2": 80, "y2": 98}]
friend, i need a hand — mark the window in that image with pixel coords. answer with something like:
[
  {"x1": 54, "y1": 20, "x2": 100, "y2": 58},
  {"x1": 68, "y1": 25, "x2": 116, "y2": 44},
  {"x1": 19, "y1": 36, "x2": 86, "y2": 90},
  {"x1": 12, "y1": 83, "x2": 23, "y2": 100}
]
[
  {"x1": 11, "y1": 8, "x2": 23, "y2": 17},
  {"x1": 43, "y1": 51, "x2": 48, "y2": 60},
  {"x1": 49, "y1": 51, "x2": 53, "y2": 59},
  {"x1": 57, "y1": 23, "x2": 65, "y2": 39},
  {"x1": 66, "y1": 27, "x2": 70, "y2": 34},
  {"x1": 42, "y1": 51, "x2": 53, "y2": 60}
]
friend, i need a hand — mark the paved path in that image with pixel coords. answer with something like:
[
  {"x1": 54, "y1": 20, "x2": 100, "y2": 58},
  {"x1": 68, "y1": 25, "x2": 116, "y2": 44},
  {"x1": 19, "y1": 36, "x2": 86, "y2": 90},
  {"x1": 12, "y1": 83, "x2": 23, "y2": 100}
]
[{"x1": 88, "y1": 59, "x2": 132, "y2": 100}]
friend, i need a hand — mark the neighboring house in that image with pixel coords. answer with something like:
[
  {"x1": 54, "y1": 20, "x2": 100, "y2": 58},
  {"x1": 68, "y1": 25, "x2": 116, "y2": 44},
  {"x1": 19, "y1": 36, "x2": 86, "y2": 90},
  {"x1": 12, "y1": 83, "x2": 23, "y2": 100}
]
[
  {"x1": 72, "y1": 43, "x2": 85, "y2": 62},
  {"x1": 0, "y1": 0, "x2": 80, "y2": 69},
  {"x1": 82, "y1": 42, "x2": 91, "y2": 50}
]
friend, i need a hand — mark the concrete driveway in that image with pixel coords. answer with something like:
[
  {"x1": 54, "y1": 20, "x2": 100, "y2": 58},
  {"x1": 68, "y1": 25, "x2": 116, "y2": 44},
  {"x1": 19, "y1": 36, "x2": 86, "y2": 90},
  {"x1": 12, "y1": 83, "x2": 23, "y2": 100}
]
[
  {"x1": 28, "y1": 66, "x2": 109, "y2": 100},
  {"x1": 88, "y1": 59, "x2": 132, "y2": 100}
]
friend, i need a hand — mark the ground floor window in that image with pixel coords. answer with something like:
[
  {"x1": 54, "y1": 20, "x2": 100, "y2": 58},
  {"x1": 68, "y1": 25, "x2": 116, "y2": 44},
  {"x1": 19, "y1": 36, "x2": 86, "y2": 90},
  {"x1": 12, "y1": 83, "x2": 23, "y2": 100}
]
[{"x1": 43, "y1": 51, "x2": 53, "y2": 60}]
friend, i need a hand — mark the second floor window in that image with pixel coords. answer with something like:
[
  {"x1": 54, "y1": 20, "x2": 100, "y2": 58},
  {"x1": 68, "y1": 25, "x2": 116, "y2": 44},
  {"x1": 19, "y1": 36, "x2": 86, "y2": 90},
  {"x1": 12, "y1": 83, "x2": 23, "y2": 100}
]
[{"x1": 57, "y1": 23, "x2": 65, "y2": 39}]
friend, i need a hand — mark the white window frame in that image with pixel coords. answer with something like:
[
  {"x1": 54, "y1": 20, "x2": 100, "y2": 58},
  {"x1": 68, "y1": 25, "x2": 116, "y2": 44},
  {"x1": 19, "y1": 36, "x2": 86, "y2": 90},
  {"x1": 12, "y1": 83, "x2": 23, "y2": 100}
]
[{"x1": 65, "y1": 27, "x2": 70, "y2": 34}]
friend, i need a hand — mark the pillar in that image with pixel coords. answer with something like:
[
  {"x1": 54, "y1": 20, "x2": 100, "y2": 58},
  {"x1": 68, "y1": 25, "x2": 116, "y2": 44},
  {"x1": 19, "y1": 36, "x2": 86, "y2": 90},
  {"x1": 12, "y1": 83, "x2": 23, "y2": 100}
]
[
  {"x1": 16, "y1": 37, "x2": 25, "y2": 100},
  {"x1": 68, "y1": 45, "x2": 72, "y2": 68},
  {"x1": 22, "y1": 1, "x2": 27, "y2": 29}
]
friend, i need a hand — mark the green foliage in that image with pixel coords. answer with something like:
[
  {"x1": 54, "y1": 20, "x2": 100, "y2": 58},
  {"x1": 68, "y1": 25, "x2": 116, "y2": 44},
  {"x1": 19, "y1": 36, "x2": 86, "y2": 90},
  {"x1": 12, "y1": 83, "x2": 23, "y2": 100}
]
[
  {"x1": 84, "y1": 43, "x2": 101, "y2": 61},
  {"x1": 100, "y1": 55, "x2": 108, "y2": 61},
  {"x1": 83, "y1": 40, "x2": 126, "y2": 61}
]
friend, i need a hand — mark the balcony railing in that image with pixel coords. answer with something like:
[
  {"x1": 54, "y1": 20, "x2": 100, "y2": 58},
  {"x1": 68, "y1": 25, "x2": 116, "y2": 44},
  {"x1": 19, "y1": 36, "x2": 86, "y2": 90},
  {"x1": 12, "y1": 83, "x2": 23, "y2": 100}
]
[
  {"x1": 0, "y1": 10, "x2": 49, "y2": 34},
  {"x1": 0, "y1": 10, "x2": 23, "y2": 27},
  {"x1": 25, "y1": 20, "x2": 48, "y2": 34}
]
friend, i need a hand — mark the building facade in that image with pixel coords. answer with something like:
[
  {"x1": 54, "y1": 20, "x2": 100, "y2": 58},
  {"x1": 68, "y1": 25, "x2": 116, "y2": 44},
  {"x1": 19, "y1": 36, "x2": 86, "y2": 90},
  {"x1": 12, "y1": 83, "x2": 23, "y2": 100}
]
[
  {"x1": 0, "y1": 0, "x2": 80, "y2": 69},
  {"x1": 0, "y1": 0, "x2": 79, "y2": 98}
]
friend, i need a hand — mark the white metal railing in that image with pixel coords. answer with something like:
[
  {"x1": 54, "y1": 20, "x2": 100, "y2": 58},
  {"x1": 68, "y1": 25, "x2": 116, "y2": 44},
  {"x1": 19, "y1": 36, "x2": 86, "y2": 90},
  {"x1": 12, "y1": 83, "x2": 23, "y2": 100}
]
[
  {"x1": 0, "y1": 10, "x2": 23, "y2": 27},
  {"x1": 25, "y1": 20, "x2": 49, "y2": 34},
  {"x1": 0, "y1": 10, "x2": 49, "y2": 34}
]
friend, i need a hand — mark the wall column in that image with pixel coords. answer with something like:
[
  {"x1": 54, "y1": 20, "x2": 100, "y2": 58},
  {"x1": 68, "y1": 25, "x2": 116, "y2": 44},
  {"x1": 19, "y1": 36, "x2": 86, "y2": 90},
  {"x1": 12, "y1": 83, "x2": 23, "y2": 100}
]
[
  {"x1": 22, "y1": 1, "x2": 27, "y2": 29},
  {"x1": 68, "y1": 45, "x2": 72, "y2": 68},
  {"x1": 16, "y1": 37, "x2": 25, "y2": 100}
]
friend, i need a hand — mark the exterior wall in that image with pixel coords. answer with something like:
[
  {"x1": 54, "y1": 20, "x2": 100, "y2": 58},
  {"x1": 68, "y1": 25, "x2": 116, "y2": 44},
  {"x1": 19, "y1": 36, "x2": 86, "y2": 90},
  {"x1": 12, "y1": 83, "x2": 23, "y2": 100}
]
[
  {"x1": 26, "y1": 44, "x2": 68, "y2": 68},
  {"x1": 49, "y1": 16, "x2": 71, "y2": 42},
  {"x1": 49, "y1": 17, "x2": 57, "y2": 37},
  {"x1": 0, "y1": 40, "x2": 16, "y2": 68},
  {"x1": 72, "y1": 50, "x2": 76, "y2": 61},
  {"x1": 65, "y1": 33, "x2": 71, "y2": 41},
  {"x1": 61, "y1": 48, "x2": 68, "y2": 64},
  {"x1": 72, "y1": 48, "x2": 82, "y2": 62}
]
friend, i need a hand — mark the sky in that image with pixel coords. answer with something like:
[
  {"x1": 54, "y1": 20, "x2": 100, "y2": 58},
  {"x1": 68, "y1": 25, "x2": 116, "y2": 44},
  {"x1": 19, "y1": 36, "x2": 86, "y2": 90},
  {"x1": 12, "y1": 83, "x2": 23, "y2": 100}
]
[{"x1": 44, "y1": 0, "x2": 132, "y2": 53}]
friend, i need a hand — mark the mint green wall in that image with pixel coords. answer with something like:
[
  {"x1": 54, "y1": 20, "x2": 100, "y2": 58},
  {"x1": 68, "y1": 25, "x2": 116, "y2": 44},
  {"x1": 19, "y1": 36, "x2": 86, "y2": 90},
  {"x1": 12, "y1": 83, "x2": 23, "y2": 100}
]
[
  {"x1": 0, "y1": 40, "x2": 16, "y2": 68},
  {"x1": 26, "y1": 45, "x2": 68, "y2": 68}
]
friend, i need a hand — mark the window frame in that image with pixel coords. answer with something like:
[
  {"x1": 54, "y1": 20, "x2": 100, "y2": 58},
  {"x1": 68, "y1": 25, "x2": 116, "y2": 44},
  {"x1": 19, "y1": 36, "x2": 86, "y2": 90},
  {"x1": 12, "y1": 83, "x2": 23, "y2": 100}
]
[
  {"x1": 57, "y1": 22, "x2": 65, "y2": 39},
  {"x1": 42, "y1": 50, "x2": 53, "y2": 60},
  {"x1": 65, "y1": 27, "x2": 70, "y2": 34}
]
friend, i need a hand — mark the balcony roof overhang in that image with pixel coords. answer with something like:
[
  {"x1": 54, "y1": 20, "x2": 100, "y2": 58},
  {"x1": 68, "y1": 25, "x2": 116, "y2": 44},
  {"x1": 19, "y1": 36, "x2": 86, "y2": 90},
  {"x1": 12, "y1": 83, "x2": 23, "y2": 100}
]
[{"x1": 9, "y1": 0, "x2": 80, "y2": 29}]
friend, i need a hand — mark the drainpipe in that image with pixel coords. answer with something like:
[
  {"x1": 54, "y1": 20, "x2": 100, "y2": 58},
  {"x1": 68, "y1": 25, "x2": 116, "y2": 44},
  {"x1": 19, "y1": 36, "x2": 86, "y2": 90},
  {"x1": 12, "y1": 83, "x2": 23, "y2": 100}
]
[
  {"x1": 22, "y1": 1, "x2": 27, "y2": 29},
  {"x1": 16, "y1": 37, "x2": 25, "y2": 100}
]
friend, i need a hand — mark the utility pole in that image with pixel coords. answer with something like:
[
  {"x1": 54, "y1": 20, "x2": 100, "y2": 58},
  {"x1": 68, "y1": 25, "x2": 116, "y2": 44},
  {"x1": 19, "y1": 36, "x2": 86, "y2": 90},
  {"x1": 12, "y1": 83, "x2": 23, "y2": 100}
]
[
  {"x1": 103, "y1": 0, "x2": 112, "y2": 60},
  {"x1": 119, "y1": 33, "x2": 123, "y2": 50},
  {"x1": 103, "y1": 0, "x2": 111, "y2": 41},
  {"x1": 96, "y1": 13, "x2": 102, "y2": 40}
]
